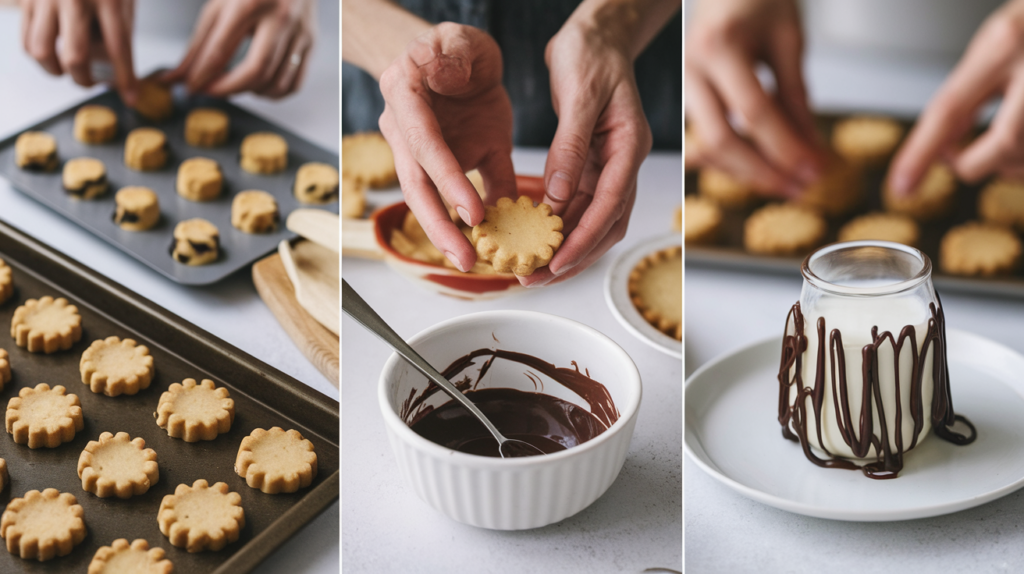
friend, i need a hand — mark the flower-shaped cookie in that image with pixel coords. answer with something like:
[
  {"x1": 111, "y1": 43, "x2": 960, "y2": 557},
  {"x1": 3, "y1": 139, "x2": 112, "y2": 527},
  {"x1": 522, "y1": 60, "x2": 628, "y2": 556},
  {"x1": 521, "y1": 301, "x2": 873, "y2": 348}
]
[
  {"x1": 78, "y1": 432, "x2": 159, "y2": 499},
  {"x1": 628, "y1": 246, "x2": 682, "y2": 341},
  {"x1": 0, "y1": 348, "x2": 10, "y2": 391},
  {"x1": 7, "y1": 384, "x2": 84, "y2": 448},
  {"x1": 11, "y1": 296, "x2": 82, "y2": 353},
  {"x1": 156, "y1": 378, "x2": 234, "y2": 442},
  {"x1": 0, "y1": 258, "x2": 12, "y2": 305},
  {"x1": 87, "y1": 538, "x2": 173, "y2": 574},
  {"x1": 235, "y1": 427, "x2": 318, "y2": 494},
  {"x1": 158, "y1": 480, "x2": 244, "y2": 553},
  {"x1": 0, "y1": 488, "x2": 86, "y2": 561},
  {"x1": 472, "y1": 196, "x2": 564, "y2": 276},
  {"x1": 80, "y1": 337, "x2": 155, "y2": 396}
]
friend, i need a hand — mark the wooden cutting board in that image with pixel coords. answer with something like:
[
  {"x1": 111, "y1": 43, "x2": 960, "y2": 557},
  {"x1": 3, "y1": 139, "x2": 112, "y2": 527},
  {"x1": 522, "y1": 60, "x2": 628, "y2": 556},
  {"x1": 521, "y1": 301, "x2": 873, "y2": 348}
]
[{"x1": 253, "y1": 252, "x2": 339, "y2": 386}]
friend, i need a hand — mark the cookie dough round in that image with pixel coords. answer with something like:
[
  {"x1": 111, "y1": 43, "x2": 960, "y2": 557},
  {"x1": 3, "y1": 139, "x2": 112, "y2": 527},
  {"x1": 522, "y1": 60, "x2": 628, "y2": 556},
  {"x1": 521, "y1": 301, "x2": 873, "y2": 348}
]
[
  {"x1": 80, "y1": 336, "x2": 155, "y2": 396},
  {"x1": 295, "y1": 162, "x2": 340, "y2": 204},
  {"x1": 792, "y1": 155, "x2": 864, "y2": 217},
  {"x1": 628, "y1": 246, "x2": 682, "y2": 340},
  {"x1": 832, "y1": 116, "x2": 905, "y2": 166},
  {"x1": 744, "y1": 203, "x2": 826, "y2": 256},
  {"x1": 0, "y1": 488, "x2": 86, "y2": 561},
  {"x1": 113, "y1": 187, "x2": 160, "y2": 231},
  {"x1": 698, "y1": 168, "x2": 755, "y2": 209},
  {"x1": 87, "y1": 539, "x2": 173, "y2": 574},
  {"x1": 124, "y1": 128, "x2": 167, "y2": 171},
  {"x1": 15, "y1": 131, "x2": 58, "y2": 171},
  {"x1": 170, "y1": 219, "x2": 220, "y2": 266},
  {"x1": 341, "y1": 177, "x2": 366, "y2": 219},
  {"x1": 176, "y1": 157, "x2": 222, "y2": 201},
  {"x1": 0, "y1": 258, "x2": 12, "y2": 306},
  {"x1": 63, "y1": 157, "x2": 108, "y2": 199},
  {"x1": 78, "y1": 432, "x2": 159, "y2": 499},
  {"x1": 940, "y1": 221, "x2": 1022, "y2": 277},
  {"x1": 978, "y1": 178, "x2": 1024, "y2": 231},
  {"x1": 184, "y1": 108, "x2": 229, "y2": 147},
  {"x1": 341, "y1": 132, "x2": 397, "y2": 188},
  {"x1": 133, "y1": 79, "x2": 173, "y2": 122},
  {"x1": 231, "y1": 190, "x2": 279, "y2": 234},
  {"x1": 472, "y1": 196, "x2": 564, "y2": 276},
  {"x1": 240, "y1": 132, "x2": 288, "y2": 174},
  {"x1": 0, "y1": 348, "x2": 10, "y2": 392},
  {"x1": 6, "y1": 383, "x2": 84, "y2": 448},
  {"x1": 158, "y1": 480, "x2": 244, "y2": 553},
  {"x1": 156, "y1": 378, "x2": 234, "y2": 442},
  {"x1": 74, "y1": 105, "x2": 117, "y2": 143},
  {"x1": 235, "y1": 427, "x2": 318, "y2": 494},
  {"x1": 837, "y1": 212, "x2": 920, "y2": 247},
  {"x1": 11, "y1": 296, "x2": 83, "y2": 353},
  {"x1": 684, "y1": 195, "x2": 722, "y2": 245},
  {"x1": 883, "y1": 163, "x2": 957, "y2": 221}
]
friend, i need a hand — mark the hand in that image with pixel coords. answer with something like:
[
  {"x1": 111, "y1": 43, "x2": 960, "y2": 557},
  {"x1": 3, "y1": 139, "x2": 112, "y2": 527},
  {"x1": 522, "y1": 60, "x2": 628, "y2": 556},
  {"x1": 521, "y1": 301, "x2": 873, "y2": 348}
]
[
  {"x1": 377, "y1": 23, "x2": 517, "y2": 274},
  {"x1": 162, "y1": 0, "x2": 316, "y2": 99},
  {"x1": 18, "y1": 0, "x2": 138, "y2": 105},
  {"x1": 685, "y1": 0, "x2": 823, "y2": 198},
  {"x1": 889, "y1": 0, "x2": 1024, "y2": 194}
]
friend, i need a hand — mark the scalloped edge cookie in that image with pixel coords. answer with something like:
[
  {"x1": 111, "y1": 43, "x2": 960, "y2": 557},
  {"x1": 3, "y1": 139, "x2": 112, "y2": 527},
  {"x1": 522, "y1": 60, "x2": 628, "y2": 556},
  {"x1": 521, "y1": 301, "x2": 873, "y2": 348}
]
[
  {"x1": 158, "y1": 480, "x2": 244, "y2": 553},
  {"x1": 628, "y1": 246, "x2": 682, "y2": 340},
  {"x1": 87, "y1": 538, "x2": 173, "y2": 574},
  {"x1": 235, "y1": 427, "x2": 317, "y2": 494},
  {"x1": 80, "y1": 336, "x2": 155, "y2": 396},
  {"x1": 940, "y1": 221, "x2": 1022, "y2": 277},
  {"x1": 78, "y1": 432, "x2": 159, "y2": 499},
  {"x1": 11, "y1": 296, "x2": 83, "y2": 354},
  {"x1": 744, "y1": 203, "x2": 826, "y2": 256},
  {"x1": 156, "y1": 378, "x2": 234, "y2": 442},
  {"x1": 0, "y1": 348, "x2": 10, "y2": 392},
  {"x1": 6, "y1": 383, "x2": 84, "y2": 448},
  {"x1": 472, "y1": 196, "x2": 564, "y2": 276},
  {"x1": 0, "y1": 488, "x2": 86, "y2": 561}
]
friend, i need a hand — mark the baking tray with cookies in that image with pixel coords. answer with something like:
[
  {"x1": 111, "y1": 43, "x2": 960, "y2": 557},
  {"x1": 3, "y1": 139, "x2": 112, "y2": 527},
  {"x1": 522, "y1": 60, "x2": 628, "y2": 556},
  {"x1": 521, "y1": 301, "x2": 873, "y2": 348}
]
[
  {"x1": 0, "y1": 220, "x2": 338, "y2": 573},
  {"x1": 0, "y1": 83, "x2": 339, "y2": 286},
  {"x1": 685, "y1": 111, "x2": 1024, "y2": 299}
]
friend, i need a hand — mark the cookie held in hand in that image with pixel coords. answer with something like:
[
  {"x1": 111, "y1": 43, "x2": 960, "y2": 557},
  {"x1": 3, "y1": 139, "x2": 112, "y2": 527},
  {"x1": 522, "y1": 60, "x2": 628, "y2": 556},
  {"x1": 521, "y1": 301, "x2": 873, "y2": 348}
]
[{"x1": 472, "y1": 196, "x2": 564, "y2": 276}]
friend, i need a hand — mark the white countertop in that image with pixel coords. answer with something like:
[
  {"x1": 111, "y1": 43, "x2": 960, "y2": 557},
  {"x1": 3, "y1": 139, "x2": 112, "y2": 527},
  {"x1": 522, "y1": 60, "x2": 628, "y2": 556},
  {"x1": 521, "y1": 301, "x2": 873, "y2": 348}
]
[
  {"x1": 0, "y1": 4, "x2": 338, "y2": 573},
  {"x1": 341, "y1": 150, "x2": 683, "y2": 573},
  {"x1": 685, "y1": 46, "x2": 1024, "y2": 573}
]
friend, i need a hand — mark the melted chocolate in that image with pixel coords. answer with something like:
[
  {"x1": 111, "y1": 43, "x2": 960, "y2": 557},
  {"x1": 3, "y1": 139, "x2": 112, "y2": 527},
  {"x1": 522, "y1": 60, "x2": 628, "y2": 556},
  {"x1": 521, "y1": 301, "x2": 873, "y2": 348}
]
[{"x1": 777, "y1": 301, "x2": 975, "y2": 479}]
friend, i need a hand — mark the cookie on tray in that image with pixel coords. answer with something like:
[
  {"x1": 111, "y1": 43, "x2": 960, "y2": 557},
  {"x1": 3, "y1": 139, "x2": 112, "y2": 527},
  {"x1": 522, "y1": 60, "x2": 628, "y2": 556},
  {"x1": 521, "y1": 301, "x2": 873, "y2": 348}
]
[
  {"x1": 240, "y1": 132, "x2": 288, "y2": 174},
  {"x1": 185, "y1": 108, "x2": 229, "y2": 147},
  {"x1": 114, "y1": 187, "x2": 160, "y2": 231},
  {"x1": 170, "y1": 219, "x2": 220, "y2": 266},
  {"x1": 133, "y1": 79, "x2": 173, "y2": 122},
  {"x1": 80, "y1": 336, "x2": 154, "y2": 396},
  {"x1": 11, "y1": 296, "x2": 82, "y2": 353},
  {"x1": 341, "y1": 177, "x2": 366, "y2": 219},
  {"x1": 744, "y1": 203, "x2": 826, "y2": 256},
  {"x1": 837, "y1": 212, "x2": 920, "y2": 247},
  {"x1": 978, "y1": 178, "x2": 1024, "y2": 231},
  {"x1": 176, "y1": 157, "x2": 222, "y2": 201},
  {"x1": 0, "y1": 258, "x2": 12, "y2": 305},
  {"x1": 124, "y1": 128, "x2": 168, "y2": 171},
  {"x1": 883, "y1": 163, "x2": 957, "y2": 221},
  {"x1": 158, "y1": 480, "x2": 244, "y2": 553},
  {"x1": 341, "y1": 132, "x2": 397, "y2": 188},
  {"x1": 628, "y1": 246, "x2": 682, "y2": 340},
  {"x1": 74, "y1": 105, "x2": 117, "y2": 144},
  {"x1": 63, "y1": 157, "x2": 109, "y2": 199},
  {"x1": 156, "y1": 378, "x2": 234, "y2": 442},
  {"x1": 0, "y1": 349, "x2": 9, "y2": 391},
  {"x1": 831, "y1": 116, "x2": 904, "y2": 166},
  {"x1": 295, "y1": 162, "x2": 340, "y2": 204},
  {"x1": 235, "y1": 427, "x2": 317, "y2": 494},
  {"x1": 231, "y1": 190, "x2": 279, "y2": 234},
  {"x1": 0, "y1": 489, "x2": 86, "y2": 561},
  {"x1": 7, "y1": 384, "x2": 84, "y2": 448},
  {"x1": 15, "y1": 131, "x2": 58, "y2": 171},
  {"x1": 698, "y1": 168, "x2": 755, "y2": 209},
  {"x1": 684, "y1": 195, "x2": 721, "y2": 245},
  {"x1": 472, "y1": 196, "x2": 564, "y2": 276},
  {"x1": 791, "y1": 154, "x2": 864, "y2": 217},
  {"x1": 940, "y1": 221, "x2": 1022, "y2": 277},
  {"x1": 87, "y1": 539, "x2": 173, "y2": 574},
  {"x1": 78, "y1": 432, "x2": 159, "y2": 499}
]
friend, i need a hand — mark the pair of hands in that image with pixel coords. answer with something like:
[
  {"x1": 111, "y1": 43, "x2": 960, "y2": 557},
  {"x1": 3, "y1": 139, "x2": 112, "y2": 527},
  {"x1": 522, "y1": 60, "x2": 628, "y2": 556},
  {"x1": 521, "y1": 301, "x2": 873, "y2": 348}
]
[
  {"x1": 686, "y1": 0, "x2": 1024, "y2": 198},
  {"x1": 19, "y1": 0, "x2": 316, "y2": 104},
  {"x1": 378, "y1": 19, "x2": 652, "y2": 287}
]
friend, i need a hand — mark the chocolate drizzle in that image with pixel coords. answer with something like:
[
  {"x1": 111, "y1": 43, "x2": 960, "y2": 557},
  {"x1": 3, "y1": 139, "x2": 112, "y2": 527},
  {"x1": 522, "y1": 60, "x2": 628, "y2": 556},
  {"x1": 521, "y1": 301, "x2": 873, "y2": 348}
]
[{"x1": 778, "y1": 300, "x2": 975, "y2": 479}]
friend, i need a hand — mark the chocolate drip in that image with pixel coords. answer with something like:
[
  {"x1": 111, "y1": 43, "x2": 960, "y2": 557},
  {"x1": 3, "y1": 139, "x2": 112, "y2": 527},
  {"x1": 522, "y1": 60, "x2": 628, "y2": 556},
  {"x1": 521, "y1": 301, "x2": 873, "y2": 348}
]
[{"x1": 778, "y1": 300, "x2": 975, "y2": 479}]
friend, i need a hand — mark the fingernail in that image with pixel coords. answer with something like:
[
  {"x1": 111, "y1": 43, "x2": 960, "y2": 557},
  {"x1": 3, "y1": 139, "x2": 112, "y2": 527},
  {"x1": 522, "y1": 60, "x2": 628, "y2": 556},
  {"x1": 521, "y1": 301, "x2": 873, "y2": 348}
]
[
  {"x1": 552, "y1": 261, "x2": 575, "y2": 277},
  {"x1": 547, "y1": 172, "x2": 573, "y2": 202},
  {"x1": 444, "y1": 251, "x2": 467, "y2": 273},
  {"x1": 796, "y1": 162, "x2": 819, "y2": 184},
  {"x1": 456, "y1": 206, "x2": 472, "y2": 226}
]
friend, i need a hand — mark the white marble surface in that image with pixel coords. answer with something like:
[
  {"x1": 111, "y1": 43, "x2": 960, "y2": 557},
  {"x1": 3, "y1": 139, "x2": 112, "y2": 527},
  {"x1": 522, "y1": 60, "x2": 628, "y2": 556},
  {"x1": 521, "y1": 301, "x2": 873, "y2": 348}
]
[
  {"x1": 0, "y1": 4, "x2": 339, "y2": 573},
  {"x1": 342, "y1": 150, "x2": 683, "y2": 573},
  {"x1": 686, "y1": 45, "x2": 1024, "y2": 573}
]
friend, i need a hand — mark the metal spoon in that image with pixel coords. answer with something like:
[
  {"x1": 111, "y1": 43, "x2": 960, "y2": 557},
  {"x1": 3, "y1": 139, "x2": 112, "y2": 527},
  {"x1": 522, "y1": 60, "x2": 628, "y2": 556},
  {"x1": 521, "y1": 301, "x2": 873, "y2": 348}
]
[{"x1": 342, "y1": 280, "x2": 545, "y2": 459}]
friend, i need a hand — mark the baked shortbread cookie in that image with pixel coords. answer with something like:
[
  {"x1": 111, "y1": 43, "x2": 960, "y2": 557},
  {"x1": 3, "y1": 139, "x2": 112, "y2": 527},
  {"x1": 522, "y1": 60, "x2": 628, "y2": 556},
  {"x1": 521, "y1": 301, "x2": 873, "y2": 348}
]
[
  {"x1": 114, "y1": 187, "x2": 160, "y2": 231},
  {"x1": 231, "y1": 191, "x2": 279, "y2": 234},
  {"x1": 0, "y1": 349, "x2": 10, "y2": 391},
  {"x1": 837, "y1": 212, "x2": 920, "y2": 246},
  {"x1": 0, "y1": 258, "x2": 12, "y2": 305},
  {"x1": 185, "y1": 108, "x2": 229, "y2": 147},
  {"x1": 63, "y1": 158, "x2": 108, "y2": 199},
  {"x1": 472, "y1": 196, "x2": 564, "y2": 276},
  {"x1": 0, "y1": 489, "x2": 86, "y2": 561},
  {"x1": 978, "y1": 178, "x2": 1024, "y2": 231},
  {"x1": 235, "y1": 427, "x2": 318, "y2": 494},
  {"x1": 341, "y1": 177, "x2": 366, "y2": 218},
  {"x1": 124, "y1": 128, "x2": 168, "y2": 171},
  {"x1": 341, "y1": 132, "x2": 397, "y2": 188},
  {"x1": 628, "y1": 246, "x2": 682, "y2": 340},
  {"x1": 80, "y1": 336, "x2": 154, "y2": 396},
  {"x1": 295, "y1": 162, "x2": 340, "y2": 204},
  {"x1": 78, "y1": 432, "x2": 159, "y2": 499},
  {"x1": 133, "y1": 79, "x2": 173, "y2": 122},
  {"x1": 87, "y1": 539, "x2": 173, "y2": 574},
  {"x1": 698, "y1": 168, "x2": 755, "y2": 209},
  {"x1": 156, "y1": 378, "x2": 234, "y2": 442},
  {"x1": 11, "y1": 296, "x2": 82, "y2": 353},
  {"x1": 792, "y1": 154, "x2": 864, "y2": 217},
  {"x1": 831, "y1": 116, "x2": 905, "y2": 166},
  {"x1": 158, "y1": 480, "x2": 244, "y2": 553},
  {"x1": 171, "y1": 219, "x2": 219, "y2": 266},
  {"x1": 883, "y1": 163, "x2": 957, "y2": 221},
  {"x1": 6, "y1": 384, "x2": 84, "y2": 448},
  {"x1": 940, "y1": 221, "x2": 1022, "y2": 277},
  {"x1": 744, "y1": 204, "x2": 826, "y2": 256},
  {"x1": 176, "y1": 157, "x2": 222, "y2": 201},
  {"x1": 15, "y1": 131, "x2": 58, "y2": 171},
  {"x1": 74, "y1": 105, "x2": 117, "y2": 144},
  {"x1": 684, "y1": 195, "x2": 722, "y2": 245},
  {"x1": 240, "y1": 132, "x2": 288, "y2": 174}
]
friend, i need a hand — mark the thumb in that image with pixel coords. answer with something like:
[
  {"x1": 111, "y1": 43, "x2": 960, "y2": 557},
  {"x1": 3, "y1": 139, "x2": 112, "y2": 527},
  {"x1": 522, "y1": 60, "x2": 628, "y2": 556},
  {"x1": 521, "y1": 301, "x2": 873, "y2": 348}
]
[{"x1": 544, "y1": 105, "x2": 599, "y2": 211}]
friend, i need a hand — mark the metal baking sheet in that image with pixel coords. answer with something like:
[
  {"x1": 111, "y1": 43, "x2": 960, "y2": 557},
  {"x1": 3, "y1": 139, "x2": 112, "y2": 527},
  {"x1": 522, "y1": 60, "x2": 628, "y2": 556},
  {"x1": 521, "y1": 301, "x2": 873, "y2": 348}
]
[
  {"x1": 0, "y1": 89, "x2": 339, "y2": 285},
  {"x1": 685, "y1": 111, "x2": 1024, "y2": 300},
  {"x1": 0, "y1": 221, "x2": 338, "y2": 573}
]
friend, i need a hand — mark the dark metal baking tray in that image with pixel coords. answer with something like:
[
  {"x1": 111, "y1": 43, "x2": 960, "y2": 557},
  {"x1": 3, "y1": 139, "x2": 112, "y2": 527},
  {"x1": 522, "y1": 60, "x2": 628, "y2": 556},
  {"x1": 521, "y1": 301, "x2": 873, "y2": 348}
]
[
  {"x1": 0, "y1": 89, "x2": 339, "y2": 286},
  {"x1": 0, "y1": 220, "x2": 338, "y2": 573},
  {"x1": 685, "y1": 111, "x2": 1024, "y2": 300}
]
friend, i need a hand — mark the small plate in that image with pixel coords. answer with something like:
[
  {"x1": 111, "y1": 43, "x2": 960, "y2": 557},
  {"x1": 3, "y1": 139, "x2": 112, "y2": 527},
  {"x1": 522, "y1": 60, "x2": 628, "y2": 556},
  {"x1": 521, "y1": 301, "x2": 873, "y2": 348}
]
[
  {"x1": 605, "y1": 233, "x2": 681, "y2": 359},
  {"x1": 685, "y1": 329, "x2": 1024, "y2": 521}
]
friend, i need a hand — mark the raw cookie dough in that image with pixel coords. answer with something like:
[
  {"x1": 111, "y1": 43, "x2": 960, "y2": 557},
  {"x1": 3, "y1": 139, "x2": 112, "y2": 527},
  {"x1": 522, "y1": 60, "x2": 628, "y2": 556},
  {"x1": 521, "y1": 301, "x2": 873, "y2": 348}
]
[
  {"x1": 11, "y1": 296, "x2": 83, "y2": 353},
  {"x1": 0, "y1": 489, "x2": 86, "y2": 561},
  {"x1": 940, "y1": 221, "x2": 1022, "y2": 277},
  {"x1": 113, "y1": 187, "x2": 160, "y2": 231},
  {"x1": 744, "y1": 203, "x2": 826, "y2": 256},
  {"x1": 170, "y1": 219, "x2": 220, "y2": 266},
  {"x1": 294, "y1": 162, "x2": 340, "y2": 204},
  {"x1": 156, "y1": 378, "x2": 234, "y2": 441},
  {"x1": 231, "y1": 190, "x2": 279, "y2": 234},
  {"x1": 78, "y1": 432, "x2": 159, "y2": 499},
  {"x1": 74, "y1": 105, "x2": 117, "y2": 144},
  {"x1": 176, "y1": 157, "x2": 222, "y2": 201},
  {"x1": 133, "y1": 79, "x2": 173, "y2": 122},
  {"x1": 240, "y1": 132, "x2": 287, "y2": 174},
  {"x1": 124, "y1": 128, "x2": 168, "y2": 171},
  {"x1": 185, "y1": 108, "x2": 229, "y2": 147},
  {"x1": 472, "y1": 196, "x2": 564, "y2": 276},
  {"x1": 0, "y1": 258, "x2": 12, "y2": 305},
  {"x1": 158, "y1": 480, "x2": 244, "y2": 553},
  {"x1": 341, "y1": 132, "x2": 397, "y2": 188},
  {"x1": 80, "y1": 336, "x2": 155, "y2": 396},
  {"x1": 87, "y1": 539, "x2": 173, "y2": 574},
  {"x1": 235, "y1": 427, "x2": 318, "y2": 494},
  {"x1": 6, "y1": 383, "x2": 84, "y2": 448},
  {"x1": 63, "y1": 158, "x2": 108, "y2": 199},
  {"x1": 837, "y1": 212, "x2": 920, "y2": 247},
  {"x1": 15, "y1": 131, "x2": 58, "y2": 171},
  {"x1": 0, "y1": 348, "x2": 10, "y2": 392}
]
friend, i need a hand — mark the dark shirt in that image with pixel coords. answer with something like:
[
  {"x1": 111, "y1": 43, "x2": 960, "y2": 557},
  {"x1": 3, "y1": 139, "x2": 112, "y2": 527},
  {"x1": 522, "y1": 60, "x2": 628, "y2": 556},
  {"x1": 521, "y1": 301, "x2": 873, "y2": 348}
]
[{"x1": 342, "y1": 0, "x2": 682, "y2": 150}]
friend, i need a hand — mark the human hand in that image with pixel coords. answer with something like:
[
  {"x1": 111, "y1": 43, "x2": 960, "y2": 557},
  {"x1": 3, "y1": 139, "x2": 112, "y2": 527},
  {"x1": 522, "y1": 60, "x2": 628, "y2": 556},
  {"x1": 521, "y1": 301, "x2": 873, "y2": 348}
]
[
  {"x1": 162, "y1": 0, "x2": 316, "y2": 99},
  {"x1": 888, "y1": 0, "x2": 1024, "y2": 194},
  {"x1": 685, "y1": 0, "x2": 823, "y2": 198},
  {"x1": 377, "y1": 22, "x2": 517, "y2": 274},
  {"x1": 18, "y1": 0, "x2": 138, "y2": 105}
]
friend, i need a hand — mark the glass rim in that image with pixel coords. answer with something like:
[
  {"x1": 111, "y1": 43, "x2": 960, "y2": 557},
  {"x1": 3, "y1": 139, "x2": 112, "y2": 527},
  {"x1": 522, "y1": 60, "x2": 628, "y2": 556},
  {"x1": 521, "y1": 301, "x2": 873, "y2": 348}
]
[{"x1": 801, "y1": 240, "x2": 932, "y2": 296}]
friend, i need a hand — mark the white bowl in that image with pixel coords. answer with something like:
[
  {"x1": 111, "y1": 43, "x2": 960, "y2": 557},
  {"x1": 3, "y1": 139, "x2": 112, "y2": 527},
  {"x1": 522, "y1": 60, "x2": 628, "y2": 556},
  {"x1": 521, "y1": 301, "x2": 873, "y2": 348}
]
[{"x1": 378, "y1": 310, "x2": 642, "y2": 530}]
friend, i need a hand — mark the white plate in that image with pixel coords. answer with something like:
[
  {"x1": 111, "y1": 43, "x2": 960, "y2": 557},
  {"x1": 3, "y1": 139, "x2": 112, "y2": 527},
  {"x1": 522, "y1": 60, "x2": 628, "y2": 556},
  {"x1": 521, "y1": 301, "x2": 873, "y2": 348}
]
[
  {"x1": 685, "y1": 329, "x2": 1024, "y2": 521},
  {"x1": 605, "y1": 233, "x2": 682, "y2": 359}
]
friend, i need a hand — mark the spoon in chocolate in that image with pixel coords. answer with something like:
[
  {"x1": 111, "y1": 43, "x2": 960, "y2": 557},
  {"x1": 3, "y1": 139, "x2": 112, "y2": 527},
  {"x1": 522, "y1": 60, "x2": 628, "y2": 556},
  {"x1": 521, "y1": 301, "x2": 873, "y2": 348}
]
[{"x1": 341, "y1": 280, "x2": 545, "y2": 458}]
